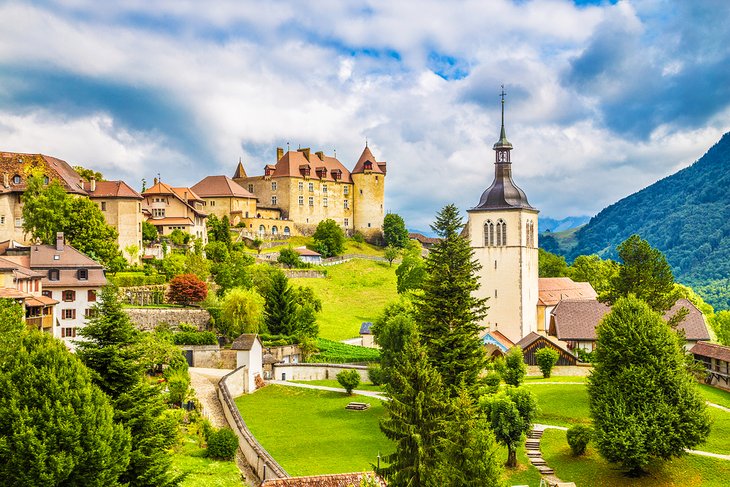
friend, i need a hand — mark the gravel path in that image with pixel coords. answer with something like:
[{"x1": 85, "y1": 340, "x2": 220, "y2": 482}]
[
  {"x1": 189, "y1": 368, "x2": 257, "y2": 486},
  {"x1": 268, "y1": 379, "x2": 387, "y2": 400},
  {"x1": 706, "y1": 401, "x2": 730, "y2": 412}
]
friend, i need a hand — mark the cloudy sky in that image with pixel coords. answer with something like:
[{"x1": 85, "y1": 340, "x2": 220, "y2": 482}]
[{"x1": 1, "y1": 0, "x2": 729, "y2": 230}]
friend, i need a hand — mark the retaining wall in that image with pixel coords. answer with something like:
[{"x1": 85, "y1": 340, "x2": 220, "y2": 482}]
[
  {"x1": 282, "y1": 269, "x2": 326, "y2": 279},
  {"x1": 177, "y1": 345, "x2": 236, "y2": 369},
  {"x1": 218, "y1": 367, "x2": 288, "y2": 482},
  {"x1": 123, "y1": 308, "x2": 211, "y2": 331},
  {"x1": 272, "y1": 363, "x2": 369, "y2": 382}
]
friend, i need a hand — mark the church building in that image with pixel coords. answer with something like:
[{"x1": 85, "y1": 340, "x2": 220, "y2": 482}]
[{"x1": 466, "y1": 93, "x2": 539, "y2": 345}]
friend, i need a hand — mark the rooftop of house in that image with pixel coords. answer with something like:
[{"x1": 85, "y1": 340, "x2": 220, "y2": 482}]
[
  {"x1": 266, "y1": 149, "x2": 354, "y2": 183},
  {"x1": 538, "y1": 277, "x2": 598, "y2": 306},
  {"x1": 143, "y1": 180, "x2": 207, "y2": 217},
  {"x1": 191, "y1": 175, "x2": 257, "y2": 199},
  {"x1": 0, "y1": 152, "x2": 87, "y2": 196},
  {"x1": 550, "y1": 298, "x2": 711, "y2": 342},
  {"x1": 408, "y1": 232, "x2": 440, "y2": 246},
  {"x1": 360, "y1": 321, "x2": 373, "y2": 335},
  {"x1": 294, "y1": 246, "x2": 321, "y2": 257},
  {"x1": 690, "y1": 341, "x2": 730, "y2": 363},
  {"x1": 82, "y1": 180, "x2": 143, "y2": 199},
  {"x1": 351, "y1": 146, "x2": 386, "y2": 175},
  {"x1": 231, "y1": 333, "x2": 261, "y2": 351}
]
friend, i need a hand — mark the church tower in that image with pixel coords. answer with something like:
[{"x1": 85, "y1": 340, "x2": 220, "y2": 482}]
[{"x1": 466, "y1": 89, "x2": 539, "y2": 344}]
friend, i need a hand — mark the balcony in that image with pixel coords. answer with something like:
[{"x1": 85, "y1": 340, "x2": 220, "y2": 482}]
[{"x1": 26, "y1": 315, "x2": 54, "y2": 331}]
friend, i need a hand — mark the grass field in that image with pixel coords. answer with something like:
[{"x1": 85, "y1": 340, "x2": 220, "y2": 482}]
[
  {"x1": 698, "y1": 383, "x2": 730, "y2": 408},
  {"x1": 245, "y1": 236, "x2": 386, "y2": 257},
  {"x1": 525, "y1": 375, "x2": 588, "y2": 383},
  {"x1": 171, "y1": 428, "x2": 243, "y2": 487},
  {"x1": 291, "y1": 259, "x2": 398, "y2": 340},
  {"x1": 290, "y1": 379, "x2": 384, "y2": 392},
  {"x1": 541, "y1": 428, "x2": 730, "y2": 487}
]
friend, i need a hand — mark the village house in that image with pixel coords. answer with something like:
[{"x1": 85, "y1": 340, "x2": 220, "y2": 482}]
[
  {"x1": 232, "y1": 145, "x2": 386, "y2": 239},
  {"x1": 294, "y1": 246, "x2": 322, "y2": 265},
  {"x1": 690, "y1": 341, "x2": 730, "y2": 390},
  {"x1": 190, "y1": 175, "x2": 258, "y2": 225},
  {"x1": 231, "y1": 333, "x2": 264, "y2": 393},
  {"x1": 0, "y1": 250, "x2": 57, "y2": 332},
  {"x1": 537, "y1": 277, "x2": 597, "y2": 333},
  {"x1": 142, "y1": 179, "x2": 208, "y2": 243}
]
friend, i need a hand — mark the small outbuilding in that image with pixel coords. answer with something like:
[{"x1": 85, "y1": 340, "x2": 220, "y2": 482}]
[
  {"x1": 482, "y1": 330, "x2": 515, "y2": 358},
  {"x1": 690, "y1": 341, "x2": 730, "y2": 389},
  {"x1": 294, "y1": 246, "x2": 322, "y2": 264},
  {"x1": 231, "y1": 333, "x2": 264, "y2": 393},
  {"x1": 514, "y1": 332, "x2": 577, "y2": 366}
]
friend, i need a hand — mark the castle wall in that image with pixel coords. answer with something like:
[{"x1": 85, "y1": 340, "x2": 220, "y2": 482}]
[
  {"x1": 95, "y1": 198, "x2": 143, "y2": 264},
  {"x1": 351, "y1": 172, "x2": 385, "y2": 237},
  {"x1": 0, "y1": 193, "x2": 26, "y2": 242}
]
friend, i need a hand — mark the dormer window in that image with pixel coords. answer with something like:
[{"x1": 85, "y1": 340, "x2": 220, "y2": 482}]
[
  {"x1": 12, "y1": 174, "x2": 21, "y2": 184},
  {"x1": 363, "y1": 161, "x2": 373, "y2": 171},
  {"x1": 77, "y1": 269, "x2": 88, "y2": 280},
  {"x1": 49, "y1": 269, "x2": 59, "y2": 281}
]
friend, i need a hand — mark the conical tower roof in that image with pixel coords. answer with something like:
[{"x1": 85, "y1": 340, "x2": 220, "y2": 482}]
[
  {"x1": 233, "y1": 159, "x2": 247, "y2": 179},
  {"x1": 351, "y1": 144, "x2": 384, "y2": 174}
]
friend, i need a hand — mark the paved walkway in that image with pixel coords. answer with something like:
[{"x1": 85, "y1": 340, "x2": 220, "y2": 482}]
[
  {"x1": 189, "y1": 368, "x2": 256, "y2": 486},
  {"x1": 706, "y1": 401, "x2": 730, "y2": 412},
  {"x1": 269, "y1": 379, "x2": 387, "y2": 400}
]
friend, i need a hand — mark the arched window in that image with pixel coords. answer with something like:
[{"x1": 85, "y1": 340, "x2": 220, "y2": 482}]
[
  {"x1": 496, "y1": 219, "x2": 507, "y2": 246},
  {"x1": 271, "y1": 226, "x2": 278, "y2": 235},
  {"x1": 484, "y1": 220, "x2": 494, "y2": 247},
  {"x1": 12, "y1": 174, "x2": 21, "y2": 184},
  {"x1": 258, "y1": 225, "x2": 265, "y2": 235},
  {"x1": 284, "y1": 226, "x2": 290, "y2": 236}
]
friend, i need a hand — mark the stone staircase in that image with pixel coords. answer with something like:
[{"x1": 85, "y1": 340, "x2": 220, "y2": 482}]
[{"x1": 526, "y1": 428, "x2": 554, "y2": 475}]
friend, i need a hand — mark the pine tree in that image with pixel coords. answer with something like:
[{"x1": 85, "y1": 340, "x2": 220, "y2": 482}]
[
  {"x1": 263, "y1": 271, "x2": 299, "y2": 335},
  {"x1": 378, "y1": 335, "x2": 446, "y2": 486},
  {"x1": 588, "y1": 295, "x2": 711, "y2": 476},
  {"x1": 435, "y1": 387, "x2": 505, "y2": 486},
  {"x1": 0, "y1": 329, "x2": 130, "y2": 486},
  {"x1": 416, "y1": 204, "x2": 488, "y2": 395}
]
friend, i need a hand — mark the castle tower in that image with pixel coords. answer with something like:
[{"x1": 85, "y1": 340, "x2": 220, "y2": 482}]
[
  {"x1": 466, "y1": 89, "x2": 539, "y2": 344},
  {"x1": 351, "y1": 144, "x2": 386, "y2": 238}
]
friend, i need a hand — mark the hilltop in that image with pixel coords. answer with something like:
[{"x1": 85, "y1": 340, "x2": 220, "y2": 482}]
[{"x1": 561, "y1": 132, "x2": 730, "y2": 309}]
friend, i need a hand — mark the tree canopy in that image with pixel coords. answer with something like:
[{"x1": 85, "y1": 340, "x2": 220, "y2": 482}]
[
  {"x1": 312, "y1": 218, "x2": 345, "y2": 257},
  {"x1": 383, "y1": 213, "x2": 409, "y2": 248}
]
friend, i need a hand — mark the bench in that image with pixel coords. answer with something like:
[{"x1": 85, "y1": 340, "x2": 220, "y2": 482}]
[{"x1": 346, "y1": 402, "x2": 371, "y2": 410}]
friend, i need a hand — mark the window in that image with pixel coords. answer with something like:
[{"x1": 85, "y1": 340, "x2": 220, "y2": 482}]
[
  {"x1": 12, "y1": 174, "x2": 20, "y2": 184},
  {"x1": 49, "y1": 269, "x2": 60, "y2": 281},
  {"x1": 85, "y1": 308, "x2": 99, "y2": 319},
  {"x1": 77, "y1": 269, "x2": 88, "y2": 280},
  {"x1": 272, "y1": 226, "x2": 278, "y2": 235},
  {"x1": 298, "y1": 195, "x2": 304, "y2": 205},
  {"x1": 15, "y1": 217, "x2": 23, "y2": 228},
  {"x1": 323, "y1": 197, "x2": 328, "y2": 207},
  {"x1": 496, "y1": 219, "x2": 507, "y2": 246},
  {"x1": 258, "y1": 225, "x2": 265, "y2": 235},
  {"x1": 271, "y1": 196, "x2": 277, "y2": 205},
  {"x1": 271, "y1": 182, "x2": 277, "y2": 190},
  {"x1": 248, "y1": 184, "x2": 254, "y2": 193},
  {"x1": 308, "y1": 182, "x2": 314, "y2": 192},
  {"x1": 34, "y1": 280, "x2": 39, "y2": 292},
  {"x1": 368, "y1": 223, "x2": 371, "y2": 228},
  {"x1": 322, "y1": 184, "x2": 328, "y2": 194},
  {"x1": 308, "y1": 196, "x2": 314, "y2": 206},
  {"x1": 484, "y1": 220, "x2": 494, "y2": 247},
  {"x1": 360, "y1": 189, "x2": 363, "y2": 195},
  {"x1": 299, "y1": 181, "x2": 304, "y2": 191},
  {"x1": 526, "y1": 220, "x2": 535, "y2": 247},
  {"x1": 62, "y1": 309, "x2": 76, "y2": 320},
  {"x1": 101, "y1": 201, "x2": 107, "y2": 211},
  {"x1": 42, "y1": 290, "x2": 52, "y2": 298},
  {"x1": 43, "y1": 176, "x2": 49, "y2": 185},
  {"x1": 343, "y1": 199, "x2": 349, "y2": 209},
  {"x1": 152, "y1": 208, "x2": 165, "y2": 217},
  {"x1": 376, "y1": 176, "x2": 379, "y2": 182},
  {"x1": 61, "y1": 327, "x2": 76, "y2": 338},
  {"x1": 284, "y1": 226, "x2": 290, "y2": 236},
  {"x1": 63, "y1": 290, "x2": 76, "y2": 302},
  {"x1": 495, "y1": 289, "x2": 498, "y2": 298},
  {"x1": 211, "y1": 200, "x2": 216, "y2": 207},
  {"x1": 0, "y1": 215, "x2": 4, "y2": 225},
  {"x1": 344, "y1": 218, "x2": 349, "y2": 227},
  {"x1": 88, "y1": 290, "x2": 97, "y2": 302},
  {"x1": 343, "y1": 186, "x2": 349, "y2": 195}
]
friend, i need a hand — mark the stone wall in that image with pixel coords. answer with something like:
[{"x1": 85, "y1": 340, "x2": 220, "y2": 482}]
[
  {"x1": 272, "y1": 363, "x2": 369, "y2": 382},
  {"x1": 282, "y1": 269, "x2": 326, "y2": 279},
  {"x1": 123, "y1": 308, "x2": 211, "y2": 331},
  {"x1": 218, "y1": 367, "x2": 288, "y2": 482},
  {"x1": 177, "y1": 345, "x2": 236, "y2": 369}
]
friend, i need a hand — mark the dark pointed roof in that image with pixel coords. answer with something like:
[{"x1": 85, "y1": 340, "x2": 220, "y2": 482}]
[
  {"x1": 233, "y1": 160, "x2": 247, "y2": 179},
  {"x1": 351, "y1": 146, "x2": 385, "y2": 174}
]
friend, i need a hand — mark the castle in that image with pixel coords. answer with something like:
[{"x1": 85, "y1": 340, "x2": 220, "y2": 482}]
[{"x1": 230, "y1": 145, "x2": 386, "y2": 239}]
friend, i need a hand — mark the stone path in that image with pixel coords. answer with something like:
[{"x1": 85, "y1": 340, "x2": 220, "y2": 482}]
[
  {"x1": 268, "y1": 379, "x2": 388, "y2": 400},
  {"x1": 189, "y1": 368, "x2": 256, "y2": 486},
  {"x1": 706, "y1": 401, "x2": 730, "y2": 412}
]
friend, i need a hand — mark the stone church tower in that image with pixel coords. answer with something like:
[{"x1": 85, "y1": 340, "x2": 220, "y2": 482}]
[{"x1": 466, "y1": 93, "x2": 539, "y2": 344}]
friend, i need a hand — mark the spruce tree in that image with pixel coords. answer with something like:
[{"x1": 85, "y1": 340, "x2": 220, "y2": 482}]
[
  {"x1": 588, "y1": 295, "x2": 711, "y2": 475},
  {"x1": 435, "y1": 387, "x2": 505, "y2": 486},
  {"x1": 416, "y1": 204, "x2": 488, "y2": 395},
  {"x1": 379, "y1": 335, "x2": 446, "y2": 486},
  {"x1": 263, "y1": 271, "x2": 299, "y2": 335},
  {"x1": 0, "y1": 329, "x2": 130, "y2": 486}
]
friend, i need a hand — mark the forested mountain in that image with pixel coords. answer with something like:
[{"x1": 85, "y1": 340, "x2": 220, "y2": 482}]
[
  {"x1": 562, "y1": 132, "x2": 730, "y2": 310},
  {"x1": 539, "y1": 215, "x2": 590, "y2": 233}
]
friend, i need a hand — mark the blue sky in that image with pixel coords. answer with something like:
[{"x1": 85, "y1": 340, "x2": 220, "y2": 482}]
[{"x1": 1, "y1": 0, "x2": 729, "y2": 230}]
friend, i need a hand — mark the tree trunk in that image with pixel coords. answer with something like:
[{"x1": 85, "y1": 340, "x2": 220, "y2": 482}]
[{"x1": 507, "y1": 446, "x2": 517, "y2": 468}]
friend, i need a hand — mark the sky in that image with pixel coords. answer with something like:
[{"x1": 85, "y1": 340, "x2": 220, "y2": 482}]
[{"x1": 1, "y1": 0, "x2": 729, "y2": 231}]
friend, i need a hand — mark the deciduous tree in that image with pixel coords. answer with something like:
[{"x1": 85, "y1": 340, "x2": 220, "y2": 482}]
[
  {"x1": 502, "y1": 346, "x2": 527, "y2": 386},
  {"x1": 395, "y1": 241, "x2": 426, "y2": 294},
  {"x1": 535, "y1": 347, "x2": 559, "y2": 378},
  {"x1": 481, "y1": 387, "x2": 537, "y2": 468},
  {"x1": 336, "y1": 369, "x2": 361, "y2": 394},
  {"x1": 167, "y1": 273, "x2": 208, "y2": 306},
  {"x1": 220, "y1": 287, "x2": 265, "y2": 338},
  {"x1": 538, "y1": 248, "x2": 569, "y2": 277},
  {"x1": 416, "y1": 204, "x2": 488, "y2": 396},
  {"x1": 313, "y1": 218, "x2": 345, "y2": 257},
  {"x1": 588, "y1": 295, "x2": 711, "y2": 476},
  {"x1": 278, "y1": 246, "x2": 304, "y2": 268},
  {"x1": 383, "y1": 213, "x2": 409, "y2": 248},
  {"x1": 384, "y1": 245, "x2": 400, "y2": 266},
  {"x1": 568, "y1": 254, "x2": 619, "y2": 297},
  {"x1": 372, "y1": 299, "x2": 416, "y2": 385}
]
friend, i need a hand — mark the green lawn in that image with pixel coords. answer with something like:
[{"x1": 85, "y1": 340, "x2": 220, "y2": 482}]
[
  {"x1": 541, "y1": 428, "x2": 730, "y2": 487},
  {"x1": 525, "y1": 375, "x2": 588, "y2": 383},
  {"x1": 245, "y1": 236, "x2": 386, "y2": 257},
  {"x1": 235, "y1": 385, "x2": 541, "y2": 485},
  {"x1": 291, "y1": 259, "x2": 398, "y2": 340},
  {"x1": 698, "y1": 384, "x2": 730, "y2": 409},
  {"x1": 291, "y1": 379, "x2": 384, "y2": 392},
  {"x1": 525, "y1": 383, "x2": 592, "y2": 427},
  {"x1": 171, "y1": 428, "x2": 243, "y2": 487}
]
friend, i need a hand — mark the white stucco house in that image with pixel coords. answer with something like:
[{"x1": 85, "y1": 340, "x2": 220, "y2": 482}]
[{"x1": 231, "y1": 333, "x2": 264, "y2": 393}]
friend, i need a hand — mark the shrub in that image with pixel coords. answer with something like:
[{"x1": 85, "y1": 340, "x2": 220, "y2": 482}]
[
  {"x1": 167, "y1": 273, "x2": 208, "y2": 306},
  {"x1": 368, "y1": 365, "x2": 385, "y2": 386},
  {"x1": 483, "y1": 371, "x2": 501, "y2": 393},
  {"x1": 351, "y1": 232, "x2": 365, "y2": 244},
  {"x1": 567, "y1": 424, "x2": 593, "y2": 456},
  {"x1": 207, "y1": 428, "x2": 239, "y2": 460},
  {"x1": 336, "y1": 369, "x2": 361, "y2": 395},
  {"x1": 165, "y1": 367, "x2": 190, "y2": 405},
  {"x1": 502, "y1": 346, "x2": 527, "y2": 386},
  {"x1": 278, "y1": 247, "x2": 304, "y2": 268},
  {"x1": 535, "y1": 347, "x2": 560, "y2": 378},
  {"x1": 109, "y1": 272, "x2": 166, "y2": 287},
  {"x1": 172, "y1": 331, "x2": 217, "y2": 346}
]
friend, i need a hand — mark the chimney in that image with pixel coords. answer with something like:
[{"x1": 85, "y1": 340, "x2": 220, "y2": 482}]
[
  {"x1": 315, "y1": 151, "x2": 325, "y2": 161},
  {"x1": 276, "y1": 147, "x2": 284, "y2": 161},
  {"x1": 298, "y1": 147, "x2": 311, "y2": 161},
  {"x1": 90, "y1": 178, "x2": 96, "y2": 192},
  {"x1": 154, "y1": 177, "x2": 158, "y2": 185},
  {"x1": 56, "y1": 232, "x2": 65, "y2": 251}
]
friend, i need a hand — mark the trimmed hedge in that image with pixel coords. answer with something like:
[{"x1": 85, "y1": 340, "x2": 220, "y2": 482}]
[
  {"x1": 172, "y1": 331, "x2": 218, "y2": 346},
  {"x1": 308, "y1": 338, "x2": 380, "y2": 364},
  {"x1": 207, "y1": 428, "x2": 239, "y2": 460},
  {"x1": 109, "y1": 272, "x2": 166, "y2": 287}
]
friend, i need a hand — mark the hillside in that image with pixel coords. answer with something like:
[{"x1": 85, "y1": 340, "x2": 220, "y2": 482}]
[
  {"x1": 539, "y1": 215, "x2": 590, "y2": 233},
  {"x1": 564, "y1": 132, "x2": 730, "y2": 309}
]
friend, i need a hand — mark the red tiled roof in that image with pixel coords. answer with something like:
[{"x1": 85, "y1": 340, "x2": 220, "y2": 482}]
[
  {"x1": 690, "y1": 341, "x2": 730, "y2": 363},
  {"x1": 664, "y1": 298, "x2": 711, "y2": 341},
  {"x1": 261, "y1": 472, "x2": 385, "y2": 487},
  {"x1": 191, "y1": 175, "x2": 256, "y2": 199},
  {"x1": 294, "y1": 247, "x2": 321, "y2": 257},
  {"x1": 538, "y1": 277, "x2": 597, "y2": 306},
  {"x1": 83, "y1": 180, "x2": 142, "y2": 199},
  {"x1": 408, "y1": 232, "x2": 439, "y2": 245},
  {"x1": 268, "y1": 150, "x2": 353, "y2": 183},
  {"x1": 491, "y1": 329, "x2": 515, "y2": 349},
  {"x1": 0, "y1": 152, "x2": 87, "y2": 195},
  {"x1": 26, "y1": 295, "x2": 58, "y2": 306},
  {"x1": 351, "y1": 146, "x2": 385, "y2": 175},
  {"x1": 0, "y1": 287, "x2": 30, "y2": 299}
]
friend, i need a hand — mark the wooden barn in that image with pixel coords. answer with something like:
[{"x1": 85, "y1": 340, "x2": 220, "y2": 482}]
[
  {"x1": 690, "y1": 341, "x2": 730, "y2": 389},
  {"x1": 514, "y1": 332, "x2": 577, "y2": 366}
]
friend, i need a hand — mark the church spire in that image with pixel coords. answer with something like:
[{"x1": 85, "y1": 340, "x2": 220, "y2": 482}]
[{"x1": 493, "y1": 85, "x2": 513, "y2": 151}]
